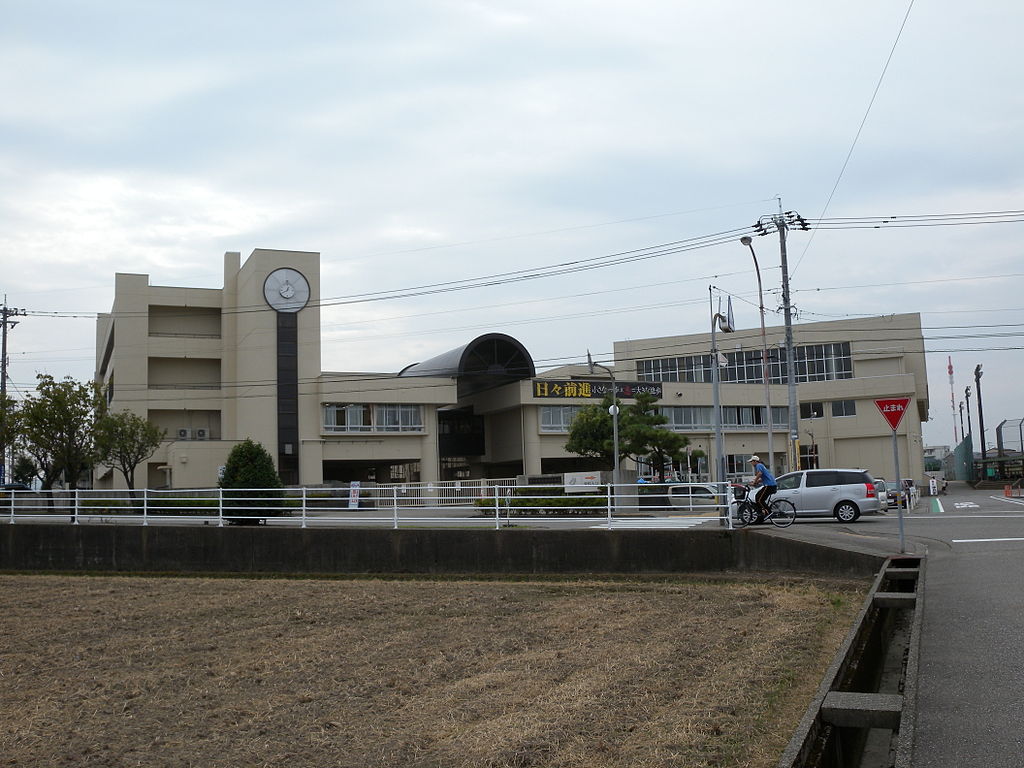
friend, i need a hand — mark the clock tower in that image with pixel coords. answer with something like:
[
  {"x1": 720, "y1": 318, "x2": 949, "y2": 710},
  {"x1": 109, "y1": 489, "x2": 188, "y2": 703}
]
[{"x1": 262, "y1": 267, "x2": 311, "y2": 485}]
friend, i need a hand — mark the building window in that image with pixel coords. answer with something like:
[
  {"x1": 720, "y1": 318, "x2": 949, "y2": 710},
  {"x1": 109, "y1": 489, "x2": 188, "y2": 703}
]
[
  {"x1": 637, "y1": 342, "x2": 852, "y2": 385},
  {"x1": 771, "y1": 406, "x2": 788, "y2": 427},
  {"x1": 637, "y1": 357, "x2": 680, "y2": 382},
  {"x1": 659, "y1": 406, "x2": 713, "y2": 429},
  {"x1": 831, "y1": 399, "x2": 857, "y2": 417},
  {"x1": 540, "y1": 405, "x2": 584, "y2": 433},
  {"x1": 727, "y1": 454, "x2": 755, "y2": 475},
  {"x1": 800, "y1": 402, "x2": 825, "y2": 419},
  {"x1": 323, "y1": 403, "x2": 423, "y2": 433},
  {"x1": 658, "y1": 405, "x2": 789, "y2": 430},
  {"x1": 800, "y1": 444, "x2": 819, "y2": 470},
  {"x1": 375, "y1": 404, "x2": 424, "y2": 432},
  {"x1": 792, "y1": 342, "x2": 853, "y2": 383}
]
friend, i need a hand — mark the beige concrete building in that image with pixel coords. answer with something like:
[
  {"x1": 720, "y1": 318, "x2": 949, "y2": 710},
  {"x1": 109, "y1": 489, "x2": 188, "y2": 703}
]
[
  {"x1": 95, "y1": 250, "x2": 928, "y2": 489},
  {"x1": 615, "y1": 313, "x2": 929, "y2": 484}
]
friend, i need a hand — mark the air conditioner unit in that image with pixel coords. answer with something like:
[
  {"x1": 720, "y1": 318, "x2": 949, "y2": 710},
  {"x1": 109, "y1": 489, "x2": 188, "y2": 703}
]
[
  {"x1": 195, "y1": 428, "x2": 208, "y2": 440},
  {"x1": 176, "y1": 428, "x2": 190, "y2": 440}
]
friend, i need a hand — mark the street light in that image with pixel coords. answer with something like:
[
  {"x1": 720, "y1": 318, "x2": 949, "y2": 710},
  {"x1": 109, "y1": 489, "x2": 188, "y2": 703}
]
[
  {"x1": 709, "y1": 287, "x2": 735, "y2": 485},
  {"x1": 587, "y1": 350, "x2": 620, "y2": 497},
  {"x1": 958, "y1": 401, "x2": 965, "y2": 444},
  {"x1": 740, "y1": 235, "x2": 774, "y2": 473}
]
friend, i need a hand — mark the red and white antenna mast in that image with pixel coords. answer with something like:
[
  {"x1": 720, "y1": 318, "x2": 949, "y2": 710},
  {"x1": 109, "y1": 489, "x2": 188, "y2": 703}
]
[{"x1": 948, "y1": 356, "x2": 958, "y2": 444}]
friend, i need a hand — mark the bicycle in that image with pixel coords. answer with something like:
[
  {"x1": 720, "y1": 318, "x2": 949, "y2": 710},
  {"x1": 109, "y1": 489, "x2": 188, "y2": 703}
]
[{"x1": 732, "y1": 485, "x2": 796, "y2": 529}]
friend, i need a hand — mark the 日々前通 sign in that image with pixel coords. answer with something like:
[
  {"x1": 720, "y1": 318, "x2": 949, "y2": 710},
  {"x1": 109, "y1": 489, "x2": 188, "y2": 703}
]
[
  {"x1": 532, "y1": 380, "x2": 663, "y2": 400},
  {"x1": 874, "y1": 397, "x2": 912, "y2": 431}
]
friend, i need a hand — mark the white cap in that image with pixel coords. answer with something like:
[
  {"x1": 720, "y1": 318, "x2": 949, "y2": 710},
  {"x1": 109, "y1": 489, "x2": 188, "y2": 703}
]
[{"x1": 749, "y1": 455, "x2": 760, "y2": 463}]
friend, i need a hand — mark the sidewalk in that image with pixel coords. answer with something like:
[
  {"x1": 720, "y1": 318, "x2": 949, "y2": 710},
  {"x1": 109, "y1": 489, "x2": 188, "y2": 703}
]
[{"x1": 912, "y1": 544, "x2": 1024, "y2": 767}]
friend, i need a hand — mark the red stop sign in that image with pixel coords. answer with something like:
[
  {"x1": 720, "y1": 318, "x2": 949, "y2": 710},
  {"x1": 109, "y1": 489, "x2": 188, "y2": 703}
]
[{"x1": 874, "y1": 397, "x2": 912, "y2": 431}]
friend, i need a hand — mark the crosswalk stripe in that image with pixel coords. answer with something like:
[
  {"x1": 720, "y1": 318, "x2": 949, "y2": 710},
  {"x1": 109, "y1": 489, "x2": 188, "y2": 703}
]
[{"x1": 589, "y1": 517, "x2": 719, "y2": 529}]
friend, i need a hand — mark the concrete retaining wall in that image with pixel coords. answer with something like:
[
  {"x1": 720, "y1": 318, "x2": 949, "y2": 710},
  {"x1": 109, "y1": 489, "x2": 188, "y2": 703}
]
[{"x1": 0, "y1": 525, "x2": 887, "y2": 577}]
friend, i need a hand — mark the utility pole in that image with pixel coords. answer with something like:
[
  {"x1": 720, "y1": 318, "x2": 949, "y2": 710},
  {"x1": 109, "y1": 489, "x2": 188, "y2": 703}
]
[
  {"x1": 0, "y1": 301, "x2": 26, "y2": 485},
  {"x1": 752, "y1": 207, "x2": 808, "y2": 472},
  {"x1": 975, "y1": 364, "x2": 986, "y2": 466}
]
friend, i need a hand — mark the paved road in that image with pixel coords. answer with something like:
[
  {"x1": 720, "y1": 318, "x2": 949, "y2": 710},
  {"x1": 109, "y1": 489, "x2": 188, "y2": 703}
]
[{"x1": 769, "y1": 483, "x2": 1024, "y2": 768}]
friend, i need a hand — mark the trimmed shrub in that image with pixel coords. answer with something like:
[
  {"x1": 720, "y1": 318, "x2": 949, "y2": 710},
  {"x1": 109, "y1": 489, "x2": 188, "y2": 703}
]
[{"x1": 218, "y1": 439, "x2": 285, "y2": 524}]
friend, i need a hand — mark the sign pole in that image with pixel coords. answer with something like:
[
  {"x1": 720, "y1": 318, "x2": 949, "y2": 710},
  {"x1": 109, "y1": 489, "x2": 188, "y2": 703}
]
[
  {"x1": 892, "y1": 427, "x2": 905, "y2": 554},
  {"x1": 874, "y1": 396, "x2": 912, "y2": 555}
]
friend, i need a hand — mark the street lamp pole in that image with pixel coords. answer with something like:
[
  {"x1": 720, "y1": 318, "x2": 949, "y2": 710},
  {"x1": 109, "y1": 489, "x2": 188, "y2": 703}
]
[
  {"x1": 709, "y1": 287, "x2": 735, "y2": 485},
  {"x1": 587, "y1": 350, "x2": 620, "y2": 496},
  {"x1": 740, "y1": 236, "x2": 774, "y2": 473},
  {"x1": 958, "y1": 401, "x2": 965, "y2": 444}
]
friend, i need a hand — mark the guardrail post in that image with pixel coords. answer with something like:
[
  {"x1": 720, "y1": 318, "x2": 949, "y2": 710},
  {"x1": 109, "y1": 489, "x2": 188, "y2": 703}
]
[
  {"x1": 73, "y1": 489, "x2": 80, "y2": 525},
  {"x1": 392, "y1": 487, "x2": 399, "y2": 530},
  {"x1": 301, "y1": 487, "x2": 307, "y2": 529},
  {"x1": 218, "y1": 487, "x2": 224, "y2": 527},
  {"x1": 8, "y1": 489, "x2": 14, "y2": 524},
  {"x1": 494, "y1": 490, "x2": 501, "y2": 530},
  {"x1": 142, "y1": 488, "x2": 148, "y2": 526},
  {"x1": 606, "y1": 484, "x2": 613, "y2": 530}
]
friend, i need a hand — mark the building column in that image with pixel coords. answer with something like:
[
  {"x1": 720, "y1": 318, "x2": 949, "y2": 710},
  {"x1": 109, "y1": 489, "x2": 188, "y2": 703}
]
[
  {"x1": 521, "y1": 405, "x2": 542, "y2": 476},
  {"x1": 420, "y1": 406, "x2": 440, "y2": 484}
]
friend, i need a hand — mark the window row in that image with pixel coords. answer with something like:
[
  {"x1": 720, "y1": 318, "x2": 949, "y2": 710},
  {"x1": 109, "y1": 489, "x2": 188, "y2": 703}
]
[
  {"x1": 661, "y1": 405, "x2": 789, "y2": 429},
  {"x1": 799, "y1": 400, "x2": 857, "y2": 419},
  {"x1": 636, "y1": 342, "x2": 853, "y2": 385},
  {"x1": 323, "y1": 403, "x2": 424, "y2": 433},
  {"x1": 539, "y1": 405, "x2": 790, "y2": 433}
]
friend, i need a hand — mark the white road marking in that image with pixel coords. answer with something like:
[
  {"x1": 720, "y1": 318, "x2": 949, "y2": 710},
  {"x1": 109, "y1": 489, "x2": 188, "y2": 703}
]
[
  {"x1": 954, "y1": 502, "x2": 979, "y2": 509},
  {"x1": 911, "y1": 514, "x2": 1024, "y2": 520},
  {"x1": 992, "y1": 495, "x2": 1024, "y2": 507},
  {"x1": 953, "y1": 537, "x2": 1024, "y2": 544}
]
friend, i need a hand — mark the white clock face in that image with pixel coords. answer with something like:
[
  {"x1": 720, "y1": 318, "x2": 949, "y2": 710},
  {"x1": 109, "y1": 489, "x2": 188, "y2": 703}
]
[{"x1": 263, "y1": 268, "x2": 310, "y2": 313}]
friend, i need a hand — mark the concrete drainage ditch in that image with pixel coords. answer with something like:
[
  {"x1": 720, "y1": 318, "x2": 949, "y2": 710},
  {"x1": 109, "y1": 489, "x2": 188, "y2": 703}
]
[{"x1": 778, "y1": 555, "x2": 924, "y2": 768}]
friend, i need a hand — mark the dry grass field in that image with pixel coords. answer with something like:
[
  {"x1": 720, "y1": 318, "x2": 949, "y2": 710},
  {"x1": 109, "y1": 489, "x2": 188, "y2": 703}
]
[{"x1": 0, "y1": 574, "x2": 864, "y2": 768}]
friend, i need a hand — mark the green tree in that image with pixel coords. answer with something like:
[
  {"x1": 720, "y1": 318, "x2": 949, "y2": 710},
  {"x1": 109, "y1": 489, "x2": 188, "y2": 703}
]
[
  {"x1": 95, "y1": 410, "x2": 166, "y2": 495},
  {"x1": 17, "y1": 375, "x2": 100, "y2": 489},
  {"x1": 620, "y1": 393, "x2": 689, "y2": 482},
  {"x1": 10, "y1": 455, "x2": 37, "y2": 486},
  {"x1": 218, "y1": 438, "x2": 284, "y2": 524},
  {"x1": 564, "y1": 395, "x2": 623, "y2": 469}
]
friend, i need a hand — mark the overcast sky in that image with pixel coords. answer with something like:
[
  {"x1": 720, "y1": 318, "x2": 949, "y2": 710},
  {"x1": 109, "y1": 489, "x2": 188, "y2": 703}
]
[{"x1": 2, "y1": 0, "x2": 1022, "y2": 451}]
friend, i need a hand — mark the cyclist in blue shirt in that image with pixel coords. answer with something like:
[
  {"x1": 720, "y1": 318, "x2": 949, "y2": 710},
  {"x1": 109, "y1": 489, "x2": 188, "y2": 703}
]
[{"x1": 749, "y1": 455, "x2": 777, "y2": 521}]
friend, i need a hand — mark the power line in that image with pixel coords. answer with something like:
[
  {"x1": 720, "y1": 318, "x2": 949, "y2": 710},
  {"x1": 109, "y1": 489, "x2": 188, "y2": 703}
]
[{"x1": 792, "y1": 0, "x2": 917, "y2": 276}]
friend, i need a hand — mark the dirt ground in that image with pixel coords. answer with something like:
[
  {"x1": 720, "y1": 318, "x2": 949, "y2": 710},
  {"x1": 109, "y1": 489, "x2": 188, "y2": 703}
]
[{"x1": 0, "y1": 574, "x2": 864, "y2": 768}]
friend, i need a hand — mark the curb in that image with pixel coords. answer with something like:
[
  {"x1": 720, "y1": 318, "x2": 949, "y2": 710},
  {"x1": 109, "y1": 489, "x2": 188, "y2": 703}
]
[{"x1": 777, "y1": 554, "x2": 925, "y2": 767}]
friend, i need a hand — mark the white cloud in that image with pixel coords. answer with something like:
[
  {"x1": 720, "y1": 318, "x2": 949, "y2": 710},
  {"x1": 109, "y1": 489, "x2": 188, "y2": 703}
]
[{"x1": 2, "y1": 0, "x2": 1024, "y2": 448}]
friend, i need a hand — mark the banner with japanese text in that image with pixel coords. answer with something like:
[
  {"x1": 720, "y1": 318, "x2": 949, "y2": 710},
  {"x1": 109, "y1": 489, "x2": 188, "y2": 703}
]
[{"x1": 531, "y1": 380, "x2": 662, "y2": 400}]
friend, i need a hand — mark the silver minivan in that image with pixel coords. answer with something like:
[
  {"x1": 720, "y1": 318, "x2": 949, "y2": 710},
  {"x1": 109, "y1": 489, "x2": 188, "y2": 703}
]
[{"x1": 773, "y1": 469, "x2": 881, "y2": 522}]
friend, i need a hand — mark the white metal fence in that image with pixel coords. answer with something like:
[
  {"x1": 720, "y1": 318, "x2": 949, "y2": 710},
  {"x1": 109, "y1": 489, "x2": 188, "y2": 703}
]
[{"x1": 1, "y1": 482, "x2": 736, "y2": 530}]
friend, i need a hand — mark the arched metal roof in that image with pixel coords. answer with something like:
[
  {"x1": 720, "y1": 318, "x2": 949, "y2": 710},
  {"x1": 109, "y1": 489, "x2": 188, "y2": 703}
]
[{"x1": 399, "y1": 333, "x2": 536, "y2": 397}]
